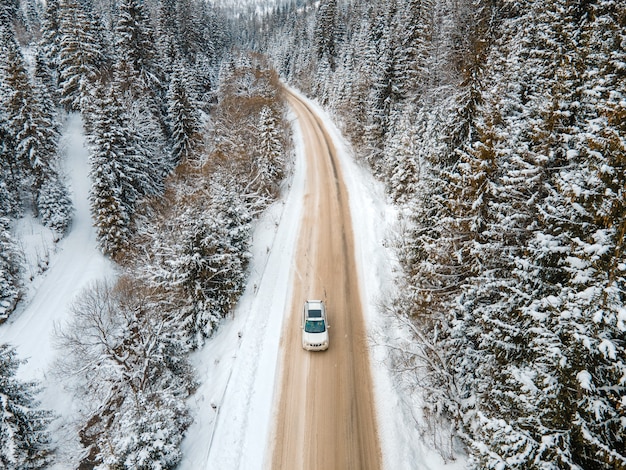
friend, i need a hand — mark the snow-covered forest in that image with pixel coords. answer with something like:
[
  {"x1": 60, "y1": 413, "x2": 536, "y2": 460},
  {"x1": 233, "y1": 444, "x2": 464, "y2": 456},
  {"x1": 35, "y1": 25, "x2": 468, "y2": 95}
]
[
  {"x1": 261, "y1": 1, "x2": 626, "y2": 469},
  {"x1": 1, "y1": 0, "x2": 290, "y2": 467},
  {"x1": 1, "y1": 0, "x2": 624, "y2": 469}
]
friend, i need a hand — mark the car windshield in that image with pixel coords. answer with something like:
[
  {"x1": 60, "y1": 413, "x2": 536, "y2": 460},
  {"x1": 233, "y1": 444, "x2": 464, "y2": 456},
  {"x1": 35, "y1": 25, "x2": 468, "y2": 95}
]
[{"x1": 304, "y1": 319, "x2": 326, "y2": 333}]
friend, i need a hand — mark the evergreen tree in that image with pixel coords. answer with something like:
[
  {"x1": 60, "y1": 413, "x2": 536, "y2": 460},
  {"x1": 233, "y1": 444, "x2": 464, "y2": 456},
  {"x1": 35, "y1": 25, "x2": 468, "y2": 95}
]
[
  {"x1": 1, "y1": 24, "x2": 32, "y2": 189},
  {"x1": 1, "y1": 26, "x2": 72, "y2": 233},
  {"x1": 88, "y1": 83, "x2": 133, "y2": 258},
  {"x1": 394, "y1": 0, "x2": 434, "y2": 98},
  {"x1": 0, "y1": 219, "x2": 22, "y2": 322},
  {"x1": 115, "y1": 0, "x2": 161, "y2": 90},
  {"x1": 40, "y1": 0, "x2": 61, "y2": 68},
  {"x1": 88, "y1": 78, "x2": 165, "y2": 258},
  {"x1": 0, "y1": 343, "x2": 53, "y2": 469},
  {"x1": 58, "y1": 0, "x2": 108, "y2": 111},
  {"x1": 384, "y1": 110, "x2": 421, "y2": 202},
  {"x1": 256, "y1": 105, "x2": 285, "y2": 196},
  {"x1": 154, "y1": 0, "x2": 179, "y2": 73},
  {"x1": 37, "y1": 177, "x2": 73, "y2": 236},
  {"x1": 314, "y1": 0, "x2": 338, "y2": 71},
  {"x1": 519, "y1": 1, "x2": 626, "y2": 466},
  {"x1": 167, "y1": 64, "x2": 202, "y2": 163},
  {"x1": 0, "y1": 111, "x2": 20, "y2": 218},
  {"x1": 169, "y1": 200, "x2": 251, "y2": 344},
  {"x1": 33, "y1": 46, "x2": 58, "y2": 106},
  {"x1": 0, "y1": 0, "x2": 19, "y2": 28}
]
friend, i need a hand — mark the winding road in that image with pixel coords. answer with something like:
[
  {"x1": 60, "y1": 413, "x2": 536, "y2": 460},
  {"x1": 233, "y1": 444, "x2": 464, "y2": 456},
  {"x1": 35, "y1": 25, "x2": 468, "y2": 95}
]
[{"x1": 270, "y1": 91, "x2": 382, "y2": 470}]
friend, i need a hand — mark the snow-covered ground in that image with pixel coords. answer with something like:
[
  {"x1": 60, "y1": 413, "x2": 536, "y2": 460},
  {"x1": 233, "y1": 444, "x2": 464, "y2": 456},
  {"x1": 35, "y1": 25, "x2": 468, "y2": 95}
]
[
  {"x1": 0, "y1": 114, "x2": 117, "y2": 465},
  {"x1": 1, "y1": 95, "x2": 465, "y2": 469}
]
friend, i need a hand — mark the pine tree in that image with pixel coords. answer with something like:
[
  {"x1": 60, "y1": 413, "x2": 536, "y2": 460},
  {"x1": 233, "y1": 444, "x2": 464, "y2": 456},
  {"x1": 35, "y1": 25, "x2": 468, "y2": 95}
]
[
  {"x1": 523, "y1": 1, "x2": 626, "y2": 466},
  {"x1": 393, "y1": 0, "x2": 434, "y2": 98},
  {"x1": 384, "y1": 110, "x2": 422, "y2": 202},
  {"x1": 1, "y1": 24, "x2": 32, "y2": 189},
  {"x1": 0, "y1": 219, "x2": 22, "y2": 322},
  {"x1": 154, "y1": 0, "x2": 178, "y2": 73},
  {"x1": 16, "y1": 82, "x2": 60, "y2": 213},
  {"x1": 57, "y1": 0, "x2": 108, "y2": 111},
  {"x1": 1, "y1": 27, "x2": 72, "y2": 233},
  {"x1": 256, "y1": 105, "x2": 285, "y2": 196},
  {"x1": 40, "y1": 0, "x2": 60, "y2": 68},
  {"x1": 0, "y1": 1, "x2": 18, "y2": 28},
  {"x1": 37, "y1": 177, "x2": 73, "y2": 236},
  {"x1": 0, "y1": 343, "x2": 53, "y2": 469},
  {"x1": 314, "y1": 0, "x2": 338, "y2": 71},
  {"x1": 0, "y1": 111, "x2": 20, "y2": 218},
  {"x1": 33, "y1": 46, "x2": 58, "y2": 107},
  {"x1": 88, "y1": 84, "x2": 133, "y2": 258},
  {"x1": 444, "y1": 0, "x2": 626, "y2": 467},
  {"x1": 115, "y1": 0, "x2": 162, "y2": 90},
  {"x1": 171, "y1": 201, "x2": 251, "y2": 344},
  {"x1": 88, "y1": 77, "x2": 167, "y2": 258},
  {"x1": 167, "y1": 64, "x2": 202, "y2": 164}
]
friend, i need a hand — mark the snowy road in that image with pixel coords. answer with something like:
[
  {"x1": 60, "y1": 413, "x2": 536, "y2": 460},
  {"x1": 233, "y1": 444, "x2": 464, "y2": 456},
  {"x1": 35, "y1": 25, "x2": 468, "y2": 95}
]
[{"x1": 269, "y1": 90, "x2": 382, "y2": 469}]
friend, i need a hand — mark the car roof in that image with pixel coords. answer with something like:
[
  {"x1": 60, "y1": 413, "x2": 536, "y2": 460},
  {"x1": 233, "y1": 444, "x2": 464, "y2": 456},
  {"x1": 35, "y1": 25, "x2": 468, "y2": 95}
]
[
  {"x1": 306, "y1": 300, "x2": 324, "y2": 311},
  {"x1": 305, "y1": 300, "x2": 325, "y2": 319}
]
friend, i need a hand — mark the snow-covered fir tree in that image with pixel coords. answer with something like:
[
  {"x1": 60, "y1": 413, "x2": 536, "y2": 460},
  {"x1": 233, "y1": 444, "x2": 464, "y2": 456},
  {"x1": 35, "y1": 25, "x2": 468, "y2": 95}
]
[
  {"x1": 314, "y1": 0, "x2": 338, "y2": 71},
  {"x1": 115, "y1": 0, "x2": 161, "y2": 89},
  {"x1": 167, "y1": 63, "x2": 202, "y2": 164},
  {"x1": 87, "y1": 73, "x2": 168, "y2": 259},
  {"x1": 0, "y1": 343, "x2": 53, "y2": 469},
  {"x1": 0, "y1": 218, "x2": 23, "y2": 322},
  {"x1": 1, "y1": 23, "x2": 32, "y2": 212},
  {"x1": 39, "y1": 0, "x2": 61, "y2": 77},
  {"x1": 87, "y1": 82, "x2": 134, "y2": 258},
  {"x1": 0, "y1": 22, "x2": 72, "y2": 234},
  {"x1": 256, "y1": 104, "x2": 285, "y2": 195},
  {"x1": 0, "y1": 109, "x2": 20, "y2": 219},
  {"x1": 57, "y1": 0, "x2": 108, "y2": 112}
]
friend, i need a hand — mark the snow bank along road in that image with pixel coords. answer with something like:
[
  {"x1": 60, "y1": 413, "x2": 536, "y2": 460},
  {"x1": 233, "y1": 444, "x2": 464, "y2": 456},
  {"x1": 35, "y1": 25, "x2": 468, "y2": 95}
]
[{"x1": 270, "y1": 90, "x2": 382, "y2": 469}]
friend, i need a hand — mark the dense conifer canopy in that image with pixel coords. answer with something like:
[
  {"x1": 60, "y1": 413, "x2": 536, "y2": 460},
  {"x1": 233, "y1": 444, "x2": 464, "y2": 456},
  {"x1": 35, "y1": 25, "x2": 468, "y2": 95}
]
[{"x1": 0, "y1": 0, "x2": 623, "y2": 468}]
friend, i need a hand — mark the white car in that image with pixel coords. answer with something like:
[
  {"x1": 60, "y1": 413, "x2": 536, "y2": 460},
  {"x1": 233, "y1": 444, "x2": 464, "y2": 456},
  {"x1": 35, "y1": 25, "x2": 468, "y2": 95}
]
[{"x1": 302, "y1": 300, "x2": 329, "y2": 351}]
